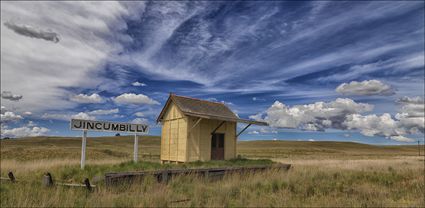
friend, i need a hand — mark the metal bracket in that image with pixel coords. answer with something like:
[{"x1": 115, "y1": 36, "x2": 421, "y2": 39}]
[
  {"x1": 211, "y1": 121, "x2": 225, "y2": 135},
  {"x1": 236, "y1": 123, "x2": 252, "y2": 137}
]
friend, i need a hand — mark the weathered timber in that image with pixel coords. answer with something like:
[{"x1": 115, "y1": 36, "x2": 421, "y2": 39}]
[
  {"x1": 42, "y1": 172, "x2": 54, "y2": 187},
  {"x1": 105, "y1": 163, "x2": 291, "y2": 186},
  {"x1": 8, "y1": 171, "x2": 16, "y2": 182}
]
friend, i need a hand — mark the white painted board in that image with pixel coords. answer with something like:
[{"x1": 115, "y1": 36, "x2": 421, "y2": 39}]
[{"x1": 70, "y1": 119, "x2": 149, "y2": 134}]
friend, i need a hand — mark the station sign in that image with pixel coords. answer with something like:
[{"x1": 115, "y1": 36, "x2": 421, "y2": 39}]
[{"x1": 70, "y1": 119, "x2": 149, "y2": 134}]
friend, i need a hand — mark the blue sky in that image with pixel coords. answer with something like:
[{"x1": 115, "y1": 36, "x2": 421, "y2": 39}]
[{"x1": 1, "y1": 1, "x2": 424, "y2": 145}]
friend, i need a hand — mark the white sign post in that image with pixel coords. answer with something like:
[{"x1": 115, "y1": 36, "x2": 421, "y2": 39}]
[
  {"x1": 81, "y1": 130, "x2": 87, "y2": 169},
  {"x1": 70, "y1": 119, "x2": 149, "y2": 169},
  {"x1": 134, "y1": 134, "x2": 138, "y2": 162}
]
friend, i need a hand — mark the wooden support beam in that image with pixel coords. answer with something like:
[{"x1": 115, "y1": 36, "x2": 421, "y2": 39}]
[
  {"x1": 236, "y1": 124, "x2": 252, "y2": 137},
  {"x1": 211, "y1": 121, "x2": 225, "y2": 135},
  {"x1": 189, "y1": 118, "x2": 202, "y2": 132}
]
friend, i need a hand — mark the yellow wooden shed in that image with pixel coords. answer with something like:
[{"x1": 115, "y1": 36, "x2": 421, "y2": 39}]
[{"x1": 157, "y1": 94, "x2": 267, "y2": 163}]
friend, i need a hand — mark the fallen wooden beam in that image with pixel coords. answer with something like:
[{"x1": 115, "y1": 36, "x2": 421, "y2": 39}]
[{"x1": 105, "y1": 163, "x2": 291, "y2": 186}]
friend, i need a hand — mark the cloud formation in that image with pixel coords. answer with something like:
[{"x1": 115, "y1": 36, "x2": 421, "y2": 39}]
[
  {"x1": 70, "y1": 93, "x2": 104, "y2": 103},
  {"x1": 132, "y1": 82, "x2": 147, "y2": 87},
  {"x1": 336, "y1": 80, "x2": 395, "y2": 96},
  {"x1": 71, "y1": 112, "x2": 95, "y2": 120},
  {"x1": 113, "y1": 93, "x2": 159, "y2": 105},
  {"x1": 252, "y1": 96, "x2": 423, "y2": 142},
  {"x1": 1, "y1": 111, "x2": 23, "y2": 122},
  {"x1": 1, "y1": 1, "x2": 141, "y2": 112},
  {"x1": 131, "y1": 117, "x2": 148, "y2": 124},
  {"x1": 3, "y1": 21, "x2": 59, "y2": 43},
  {"x1": 88, "y1": 108, "x2": 119, "y2": 115},
  {"x1": 2, "y1": 126, "x2": 49, "y2": 138},
  {"x1": 251, "y1": 98, "x2": 373, "y2": 131},
  {"x1": 1, "y1": 91, "x2": 23, "y2": 101}
]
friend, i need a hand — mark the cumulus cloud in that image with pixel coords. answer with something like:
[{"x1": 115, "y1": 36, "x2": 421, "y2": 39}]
[
  {"x1": 252, "y1": 97, "x2": 265, "y2": 101},
  {"x1": 113, "y1": 93, "x2": 159, "y2": 105},
  {"x1": 132, "y1": 82, "x2": 147, "y2": 87},
  {"x1": 1, "y1": 106, "x2": 6, "y2": 114},
  {"x1": 71, "y1": 112, "x2": 96, "y2": 120},
  {"x1": 70, "y1": 93, "x2": 104, "y2": 103},
  {"x1": 390, "y1": 135, "x2": 415, "y2": 142},
  {"x1": 131, "y1": 117, "x2": 148, "y2": 124},
  {"x1": 1, "y1": 91, "x2": 23, "y2": 101},
  {"x1": 1, "y1": 111, "x2": 23, "y2": 122},
  {"x1": 134, "y1": 112, "x2": 145, "y2": 117},
  {"x1": 3, "y1": 21, "x2": 59, "y2": 43},
  {"x1": 344, "y1": 113, "x2": 401, "y2": 137},
  {"x1": 395, "y1": 96, "x2": 424, "y2": 134},
  {"x1": 41, "y1": 113, "x2": 71, "y2": 121},
  {"x1": 253, "y1": 98, "x2": 373, "y2": 131},
  {"x1": 42, "y1": 112, "x2": 96, "y2": 121},
  {"x1": 259, "y1": 127, "x2": 278, "y2": 134},
  {"x1": 248, "y1": 130, "x2": 259, "y2": 134},
  {"x1": 1, "y1": 126, "x2": 49, "y2": 138},
  {"x1": 252, "y1": 97, "x2": 423, "y2": 142},
  {"x1": 336, "y1": 80, "x2": 395, "y2": 96},
  {"x1": 88, "y1": 108, "x2": 119, "y2": 115}
]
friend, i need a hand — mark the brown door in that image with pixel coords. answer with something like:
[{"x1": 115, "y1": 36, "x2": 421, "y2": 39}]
[{"x1": 211, "y1": 133, "x2": 224, "y2": 160}]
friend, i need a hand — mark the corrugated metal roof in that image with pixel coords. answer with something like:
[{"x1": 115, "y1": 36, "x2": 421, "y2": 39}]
[{"x1": 157, "y1": 94, "x2": 267, "y2": 126}]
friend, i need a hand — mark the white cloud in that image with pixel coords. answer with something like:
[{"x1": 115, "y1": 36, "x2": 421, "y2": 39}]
[
  {"x1": 131, "y1": 117, "x2": 148, "y2": 124},
  {"x1": 1, "y1": 111, "x2": 23, "y2": 122},
  {"x1": 27, "y1": 121, "x2": 36, "y2": 127},
  {"x1": 252, "y1": 97, "x2": 422, "y2": 142},
  {"x1": 252, "y1": 97, "x2": 265, "y2": 101},
  {"x1": 395, "y1": 96, "x2": 424, "y2": 134},
  {"x1": 344, "y1": 113, "x2": 400, "y2": 137},
  {"x1": 71, "y1": 112, "x2": 96, "y2": 120},
  {"x1": 336, "y1": 80, "x2": 394, "y2": 96},
  {"x1": 134, "y1": 112, "x2": 145, "y2": 117},
  {"x1": 248, "y1": 130, "x2": 259, "y2": 134},
  {"x1": 41, "y1": 113, "x2": 71, "y2": 121},
  {"x1": 113, "y1": 93, "x2": 159, "y2": 105},
  {"x1": 389, "y1": 135, "x2": 415, "y2": 142},
  {"x1": 42, "y1": 111, "x2": 96, "y2": 121},
  {"x1": 70, "y1": 93, "x2": 104, "y2": 103},
  {"x1": 1, "y1": 1, "x2": 142, "y2": 112},
  {"x1": 254, "y1": 98, "x2": 373, "y2": 131},
  {"x1": 88, "y1": 108, "x2": 119, "y2": 115},
  {"x1": 308, "y1": 139, "x2": 315, "y2": 142},
  {"x1": 259, "y1": 127, "x2": 278, "y2": 134},
  {"x1": 1, "y1": 126, "x2": 49, "y2": 138},
  {"x1": 132, "y1": 81, "x2": 147, "y2": 87},
  {"x1": 1, "y1": 106, "x2": 6, "y2": 114},
  {"x1": 1, "y1": 91, "x2": 23, "y2": 101},
  {"x1": 23, "y1": 111, "x2": 32, "y2": 116}
]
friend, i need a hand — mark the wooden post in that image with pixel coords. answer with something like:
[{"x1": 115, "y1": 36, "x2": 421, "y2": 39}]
[
  {"x1": 418, "y1": 140, "x2": 421, "y2": 156},
  {"x1": 134, "y1": 134, "x2": 138, "y2": 162},
  {"x1": 81, "y1": 130, "x2": 87, "y2": 169},
  {"x1": 42, "y1": 172, "x2": 54, "y2": 187},
  {"x1": 84, "y1": 178, "x2": 92, "y2": 191},
  {"x1": 8, "y1": 171, "x2": 15, "y2": 183}
]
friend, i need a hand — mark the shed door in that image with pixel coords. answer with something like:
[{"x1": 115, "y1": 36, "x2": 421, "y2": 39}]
[{"x1": 211, "y1": 133, "x2": 224, "y2": 160}]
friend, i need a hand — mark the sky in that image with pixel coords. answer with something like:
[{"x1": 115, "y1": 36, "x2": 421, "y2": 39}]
[{"x1": 1, "y1": 1, "x2": 424, "y2": 145}]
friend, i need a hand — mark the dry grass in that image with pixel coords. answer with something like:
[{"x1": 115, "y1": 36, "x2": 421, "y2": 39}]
[{"x1": 1, "y1": 136, "x2": 424, "y2": 207}]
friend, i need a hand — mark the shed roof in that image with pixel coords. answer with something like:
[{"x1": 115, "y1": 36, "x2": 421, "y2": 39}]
[{"x1": 157, "y1": 94, "x2": 267, "y2": 126}]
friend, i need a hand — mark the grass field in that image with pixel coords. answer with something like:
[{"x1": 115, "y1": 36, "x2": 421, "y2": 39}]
[{"x1": 1, "y1": 136, "x2": 424, "y2": 207}]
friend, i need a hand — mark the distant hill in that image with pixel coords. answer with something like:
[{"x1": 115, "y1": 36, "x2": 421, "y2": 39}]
[{"x1": 1, "y1": 136, "x2": 421, "y2": 161}]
